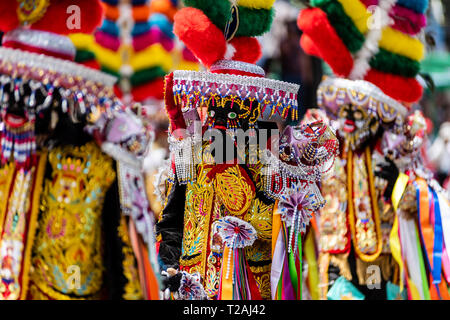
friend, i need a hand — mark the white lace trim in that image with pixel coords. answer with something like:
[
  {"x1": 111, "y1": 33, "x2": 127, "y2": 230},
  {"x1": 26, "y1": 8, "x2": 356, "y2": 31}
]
[
  {"x1": 173, "y1": 70, "x2": 299, "y2": 96},
  {"x1": 3, "y1": 28, "x2": 77, "y2": 59},
  {"x1": 210, "y1": 60, "x2": 265, "y2": 77}
]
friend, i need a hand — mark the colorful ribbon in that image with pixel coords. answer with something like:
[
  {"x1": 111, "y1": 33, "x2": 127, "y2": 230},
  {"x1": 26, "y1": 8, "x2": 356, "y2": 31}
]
[
  {"x1": 389, "y1": 173, "x2": 409, "y2": 291},
  {"x1": 413, "y1": 179, "x2": 450, "y2": 299},
  {"x1": 271, "y1": 213, "x2": 303, "y2": 300}
]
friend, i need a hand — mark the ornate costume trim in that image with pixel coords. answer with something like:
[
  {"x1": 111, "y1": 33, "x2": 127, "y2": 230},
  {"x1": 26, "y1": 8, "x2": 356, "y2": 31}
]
[
  {"x1": 177, "y1": 271, "x2": 207, "y2": 300},
  {"x1": 118, "y1": 215, "x2": 143, "y2": 300},
  {"x1": 0, "y1": 47, "x2": 116, "y2": 87},
  {"x1": 180, "y1": 166, "x2": 214, "y2": 273},
  {"x1": 0, "y1": 164, "x2": 15, "y2": 236},
  {"x1": 19, "y1": 151, "x2": 46, "y2": 300},
  {"x1": 16, "y1": 0, "x2": 51, "y2": 25},
  {"x1": 319, "y1": 158, "x2": 350, "y2": 253},
  {"x1": 168, "y1": 133, "x2": 202, "y2": 184},
  {"x1": 261, "y1": 149, "x2": 323, "y2": 183},
  {"x1": 317, "y1": 77, "x2": 407, "y2": 123},
  {"x1": 278, "y1": 186, "x2": 318, "y2": 254},
  {"x1": 117, "y1": 161, "x2": 155, "y2": 248},
  {"x1": 30, "y1": 142, "x2": 115, "y2": 299},
  {"x1": 172, "y1": 70, "x2": 299, "y2": 121},
  {"x1": 217, "y1": 216, "x2": 258, "y2": 300},
  {"x1": 0, "y1": 153, "x2": 46, "y2": 300},
  {"x1": 347, "y1": 147, "x2": 383, "y2": 262}
]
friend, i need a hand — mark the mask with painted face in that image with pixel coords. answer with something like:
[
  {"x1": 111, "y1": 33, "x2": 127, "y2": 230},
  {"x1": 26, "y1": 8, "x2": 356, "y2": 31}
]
[{"x1": 337, "y1": 103, "x2": 380, "y2": 150}]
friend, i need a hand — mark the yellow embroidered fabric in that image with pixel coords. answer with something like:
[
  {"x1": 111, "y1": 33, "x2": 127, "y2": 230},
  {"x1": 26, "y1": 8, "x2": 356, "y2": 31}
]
[
  {"x1": 319, "y1": 158, "x2": 349, "y2": 252},
  {"x1": 351, "y1": 151, "x2": 379, "y2": 255},
  {"x1": 245, "y1": 198, "x2": 272, "y2": 241},
  {"x1": 181, "y1": 165, "x2": 214, "y2": 271},
  {"x1": 118, "y1": 216, "x2": 143, "y2": 300},
  {"x1": 0, "y1": 169, "x2": 33, "y2": 300},
  {"x1": 30, "y1": 142, "x2": 115, "y2": 299},
  {"x1": 180, "y1": 162, "x2": 273, "y2": 299},
  {"x1": 0, "y1": 163, "x2": 15, "y2": 236},
  {"x1": 17, "y1": 0, "x2": 50, "y2": 24},
  {"x1": 0, "y1": 153, "x2": 47, "y2": 300},
  {"x1": 214, "y1": 166, "x2": 255, "y2": 216}
]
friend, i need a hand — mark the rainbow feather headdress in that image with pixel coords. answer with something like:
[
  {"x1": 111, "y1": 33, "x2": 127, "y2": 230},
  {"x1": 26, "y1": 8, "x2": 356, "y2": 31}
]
[
  {"x1": 298, "y1": 0, "x2": 429, "y2": 105},
  {"x1": 166, "y1": 0, "x2": 301, "y2": 129}
]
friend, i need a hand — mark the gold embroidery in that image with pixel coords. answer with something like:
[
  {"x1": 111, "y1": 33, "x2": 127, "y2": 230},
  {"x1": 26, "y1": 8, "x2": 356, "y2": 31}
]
[
  {"x1": 245, "y1": 240, "x2": 272, "y2": 272},
  {"x1": 179, "y1": 254, "x2": 203, "y2": 267},
  {"x1": 16, "y1": 0, "x2": 50, "y2": 25},
  {"x1": 352, "y1": 151, "x2": 378, "y2": 254},
  {"x1": 20, "y1": 153, "x2": 47, "y2": 300},
  {"x1": 0, "y1": 163, "x2": 15, "y2": 236},
  {"x1": 30, "y1": 142, "x2": 115, "y2": 299},
  {"x1": 28, "y1": 280, "x2": 97, "y2": 300},
  {"x1": 214, "y1": 166, "x2": 255, "y2": 216},
  {"x1": 179, "y1": 159, "x2": 274, "y2": 299},
  {"x1": 347, "y1": 148, "x2": 383, "y2": 262},
  {"x1": 118, "y1": 216, "x2": 143, "y2": 300},
  {"x1": 319, "y1": 158, "x2": 349, "y2": 252},
  {"x1": 205, "y1": 251, "x2": 221, "y2": 299},
  {"x1": 254, "y1": 273, "x2": 271, "y2": 300},
  {"x1": 0, "y1": 168, "x2": 34, "y2": 300},
  {"x1": 205, "y1": 220, "x2": 223, "y2": 299},
  {"x1": 245, "y1": 198, "x2": 273, "y2": 241},
  {"x1": 0, "y1": 153, "x2": 47, "y2": 300},
  {"x1": 180, "y1": 165, "x2": 214, "y2": 274}
]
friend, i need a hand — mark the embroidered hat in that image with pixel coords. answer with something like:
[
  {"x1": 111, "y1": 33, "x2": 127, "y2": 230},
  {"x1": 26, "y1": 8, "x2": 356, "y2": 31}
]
[
  {"x1": 165, "y1": 0, "x2": 301, "y2": 132},
  {"x1": 316, "y1": 77, "x2": 408, "y2": 126}
]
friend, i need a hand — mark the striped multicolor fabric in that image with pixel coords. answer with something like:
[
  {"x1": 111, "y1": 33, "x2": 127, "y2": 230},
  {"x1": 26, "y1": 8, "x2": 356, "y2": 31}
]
[{"x1": 299, "y1": 0, "x2": 428, "y2": 103}]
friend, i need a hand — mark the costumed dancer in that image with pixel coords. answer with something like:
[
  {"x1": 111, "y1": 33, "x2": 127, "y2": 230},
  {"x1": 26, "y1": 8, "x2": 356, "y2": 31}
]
[
  {"x1": 155, "y1": 0, "x2": 339, "y2": 300},
  {"x1": 381, "y1": 110, "x2": 450, "y2": 300},
  {"x1": 69, "y1": 0, "x2": 199, "y2": 222},
  {"x1": 298, "y1": 0, "x2": 430, "y2": 299},
  {"x1": 0, "y1": 0, "x2": 158, "y2": 300}
]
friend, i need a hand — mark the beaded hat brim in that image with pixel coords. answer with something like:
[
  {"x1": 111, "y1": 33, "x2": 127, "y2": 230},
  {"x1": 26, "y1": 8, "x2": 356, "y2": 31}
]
[
  {"x1": 172, "y1": 69, "x2": 300, "y2": 123},
  {"x1": 0, "y1": 46, "x2": 120, "y2": 116},
  {"x1": 317, "y1": 77, "x2": 408, "y2": 124}
]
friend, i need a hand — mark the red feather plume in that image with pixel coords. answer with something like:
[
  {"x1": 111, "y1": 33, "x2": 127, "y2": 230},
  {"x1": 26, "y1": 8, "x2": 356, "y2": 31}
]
[
  {"x1": 364, "y1": 69, "x2": 423, "y2": 103},
  {"x1": 174, "y1": 7, "x2": 227, "y2": 68},
  {"x1": 298, "y1": 8, "x2": 353, "y2": 77},
  {"x1": 230, "y1": 37, "x2": 262, "y2": 64}
]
